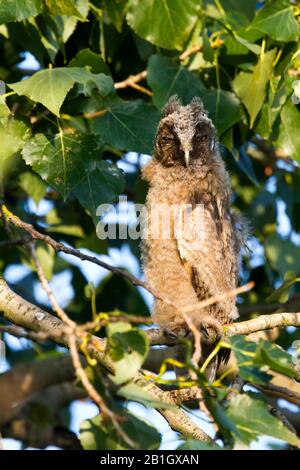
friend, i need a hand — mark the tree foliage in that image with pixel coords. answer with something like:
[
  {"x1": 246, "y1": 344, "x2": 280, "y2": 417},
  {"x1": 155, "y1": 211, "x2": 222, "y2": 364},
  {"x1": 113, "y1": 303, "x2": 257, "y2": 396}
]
[{"x1": 0, "y1": 0, "x2": 300, "y2": 451}]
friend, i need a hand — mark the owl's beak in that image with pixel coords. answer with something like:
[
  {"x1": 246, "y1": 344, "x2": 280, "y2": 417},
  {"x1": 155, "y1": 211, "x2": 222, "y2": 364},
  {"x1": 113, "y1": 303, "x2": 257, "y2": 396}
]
[{"x1": 184, "y1": 150, "x2": 190, "y2": 167}]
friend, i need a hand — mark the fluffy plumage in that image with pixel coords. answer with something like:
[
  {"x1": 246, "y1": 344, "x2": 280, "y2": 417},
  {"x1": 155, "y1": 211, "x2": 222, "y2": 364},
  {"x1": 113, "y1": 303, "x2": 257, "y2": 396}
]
[{"x1": 141, "y1": 96, "x2": 243, "y2": 378}]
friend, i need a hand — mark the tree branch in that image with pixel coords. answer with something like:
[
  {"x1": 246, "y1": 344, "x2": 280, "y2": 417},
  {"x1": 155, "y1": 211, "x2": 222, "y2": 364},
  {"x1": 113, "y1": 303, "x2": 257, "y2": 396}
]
[
  {"x1": 2, "y1": 382, "x2": 85, "y2": 449},
  {"x1": 0, "y1": 204, "x2": 157, "y2": 297},
  {"x1": 0, "y1": 277, "x2": 212, "y2": 443},
  {"x1": 146, "y1": 312, "x2": 300, "y2": 345},
  {"x1": 0, "y1": 355, "x2": 77, "y2": 426}
]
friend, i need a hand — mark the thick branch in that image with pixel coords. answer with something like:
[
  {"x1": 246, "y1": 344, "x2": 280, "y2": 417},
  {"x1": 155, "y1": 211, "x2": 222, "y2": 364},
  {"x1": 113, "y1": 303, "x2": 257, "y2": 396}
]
[
  {"x1": 147, "y1": 312, "x2": 300, "y2": 345},
  {"x1": 0, "y1": 206, "x2": 157, "y2": 297},
  {"x1": 0, "y1": 355, "x2": 77, "y2": 426},
  {"x1": 2, "y1": 382, "x2": 85, "y2": 449},
  {"x1": 0, "y1": 278, "x2": 212, "y2": 443}
]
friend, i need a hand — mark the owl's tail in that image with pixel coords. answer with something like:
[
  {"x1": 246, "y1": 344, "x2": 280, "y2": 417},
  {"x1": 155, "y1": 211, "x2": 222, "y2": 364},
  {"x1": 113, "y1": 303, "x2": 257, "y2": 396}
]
[
  {"x1": 174, "y1": 342, "x2": 230, "y2": 382},
  {"x1": 201, "y1": 344, "x2": 231, "y2": 382}
]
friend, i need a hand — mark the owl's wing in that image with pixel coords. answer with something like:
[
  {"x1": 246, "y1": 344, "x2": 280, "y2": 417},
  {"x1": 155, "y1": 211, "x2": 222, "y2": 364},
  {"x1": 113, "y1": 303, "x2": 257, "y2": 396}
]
[{"x1": 175, "y1": 194, "x2": 239, "y2": 324}]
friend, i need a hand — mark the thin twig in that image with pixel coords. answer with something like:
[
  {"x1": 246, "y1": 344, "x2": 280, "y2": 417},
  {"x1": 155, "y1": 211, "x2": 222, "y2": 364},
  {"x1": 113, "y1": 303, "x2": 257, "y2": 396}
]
[
  {"x1": 27, "y1": 241, "x2": 134, "y2": 448},
  {"x1": 0, "y1": 324, "x2": 49, "y2": 343},
  {"x1": 253, "y1": 382, "x2": 300, "y2": 407},
  {"x1": 68, "y1": 334, "x2": 135, "y2": 448},
  {"x1": 28, "y1": 241, "x2": 76, "y2": 329},
  {"x1": 0, "y1": 204, "x2": 163, "y2": 301},
  {"x1": 181, "y1": 282, "x2": 254, "y2": 315}
]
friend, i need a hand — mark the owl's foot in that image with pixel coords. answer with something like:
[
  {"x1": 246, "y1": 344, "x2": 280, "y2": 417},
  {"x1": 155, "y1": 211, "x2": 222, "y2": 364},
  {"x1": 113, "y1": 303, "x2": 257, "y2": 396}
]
[
  {"x1": 200, "y1": 317, "x2": 223, "y2": 345},
  {"x1": 163, "y1": 322, "x2": 189, "y2": 341}
]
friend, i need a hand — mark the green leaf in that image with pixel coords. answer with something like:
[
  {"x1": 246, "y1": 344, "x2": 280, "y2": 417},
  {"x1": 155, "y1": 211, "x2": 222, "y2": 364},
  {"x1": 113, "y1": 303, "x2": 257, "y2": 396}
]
[
  {"x1": 103, "y1": 0, "x2": 128, "y2": 32},
  {"x1": 80, "y1": 412, "x2": 161, "y2": 450},
  {"x1": 126, "y1": 0, "x2": 201, "y2": 50},
  {"x1": 147, "y1": 54, "x2": 206, "y2": 109},
  {"x1": 265, "y1": 233, "x2": 300, "y2": 277},
  {"x1": 21, "y1": 133, "x2": 124, "y2": 223},
  {"x1": 229, "y1": 336, "x2": 272, "y2": 385},
  {"x1": 230, "y1": 335, "x2": 297, "y2": 381},
  {"x1": 92, "y1": 100, "x2": 160, "y2": 154},
  {"x1": 107, "y1": 322, "x2": 149, "y2": 384},
  {"x1": 44, "y1": 0, "x2": 87, "y2": 20},
  {"x1": 18, "y1": 171, "x2": 47, "y2": 205},
  {"x1": 178, "y1": 440, "x2": 223, "y2": 450},
  {"x1": 233, "y1": 48, "x2": 277, "y2": 128},
  {"x1": 202, "y1": 89, "x2": 241, "y2": 136},
  {"x1": 220, "y1": 0, "x2": 257, "y2": 21},
  {"x1": 22, "y1": 133, "x2": 102, "y2": 199},
  {"x1": 22, "y1": 241, "x2": 55, "y2": 280},
  {"x1": 251, "y1": 0, "x2": 299, "y2": 43},
  {"x1": 267, "y1": 276, "x2": 300, "y2": 302},
  {"x1": 9, "y1": 67, "x2": 114, "y2": 116},
  {"x1": 0, "y1": 118, "x2": 30, "y2": 194},
  {"x1": 118, "y1": 383, "x2": 174, "y2": 410},
  {"x1": 277, "y1": 101, "x2": 300, "y2": 162},
  {"x1": 254, "y1": 340, "x2": 297, "y2": 378},
  {"x1": 0, "y1": 0, "x2": 42, "y2": 24},
  {"x1": 73, "y1": 160, "x2": 124, "y2": 223},
  {"x1": 226, "y1": 394, "x2": 300, "y2": 446},
  {"x1": 69, "y1": 48, "x2": 111, "y2": 75}
]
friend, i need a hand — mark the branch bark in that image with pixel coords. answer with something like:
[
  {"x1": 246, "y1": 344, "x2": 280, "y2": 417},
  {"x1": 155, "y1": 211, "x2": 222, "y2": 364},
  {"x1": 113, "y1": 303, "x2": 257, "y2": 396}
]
[
  {"x1": 146, "y1": 312, "x2": 300, "y2": 345},
  {"x1": 0, "y1": 355, "x2": 77, "y2": 426},
  {"x1": 0, "y1": 277, "x2": 212, "y2": 443}
]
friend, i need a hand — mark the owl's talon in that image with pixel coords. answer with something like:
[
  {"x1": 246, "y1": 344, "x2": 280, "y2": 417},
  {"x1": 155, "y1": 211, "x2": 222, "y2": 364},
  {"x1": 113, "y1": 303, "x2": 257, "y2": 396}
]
[
  {"x1": 164, "y1": 322, "x2": 189, "y2": 341},
  {"x1": 200, "y1": 318, "x2": 223, "y2": 345}
]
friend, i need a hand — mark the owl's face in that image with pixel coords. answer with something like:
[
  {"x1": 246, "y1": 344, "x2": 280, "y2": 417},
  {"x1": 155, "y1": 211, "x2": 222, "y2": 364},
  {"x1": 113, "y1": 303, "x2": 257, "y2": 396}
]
[{"x1": 154, "y1": 97, "x2": 216, "y2": 168}]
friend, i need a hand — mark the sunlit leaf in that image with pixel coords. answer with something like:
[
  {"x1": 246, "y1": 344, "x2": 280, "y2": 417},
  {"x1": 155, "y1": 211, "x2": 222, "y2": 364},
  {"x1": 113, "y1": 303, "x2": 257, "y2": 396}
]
[
  {"x1": 126, "y1": 0, "x2": 201, "y2": 50},
  {"x1": 9, "y1": 67, "x2": 114, "y2": 116},
  {"x1": 226, "y1": 394, "x2": 300, "y2": 446}
]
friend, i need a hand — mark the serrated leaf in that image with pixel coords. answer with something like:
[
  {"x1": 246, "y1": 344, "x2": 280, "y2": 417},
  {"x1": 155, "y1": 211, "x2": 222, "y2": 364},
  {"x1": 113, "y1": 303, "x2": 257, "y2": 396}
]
[
  {"x1": 147, "y1": 54, "x2": 206, "y2": 109},
  {"x1": 44, "y1": 0, "x2": 87, "y2": 20},
  {"x1": 69, "y1": 48, "x2": 111, "y2": 75},
  {"x1": 251, "y1": 0, "x2": 298, "y2": 43},
  {"x1": 22, "y1": 132, "x2": 124, "y2": 223},
  {"x1": 233, "y1": 48, "x2": 277, "y2": 128},
  {"x1": 118, "y1": 383, "x2": 174, "y2": 409},
  {"x1": 277, "y1": 101, "x2": 300, "y2": 162},
  {"x1": 265, "y1": 233, "x2": 300, "y2": 277},
  {"x1": 0, "y1": 0, "x2": 42, "y2": 24},
  {"x1": 22, "y1": 241, "x2": 55, "y2": 280},
  {"x1": 178, "y1": 440, "x2": 223, "y2": 450},
  {"x1": 22, "y1": 133, "x2": 103, "y2": 199},
  {"x1": 254, "y1": 340, "x2": 297, "y2": 378},
  {"x1": 73, "y1": 160, "x2": 124, "y2": 224},
  {"x1": 267, "y1": 276, "x2": 300, "y2": 302},
  {"x1": 80, "y1": 412, "x2": 161, "y2": 450},
  {"x1": 226, "y1": 394, "x2": 300, "y2": 446},
  {"x1": 230, "y1": 335, "x2": 297, "y2": 381},
  {"x1": 126, "y1": 0, "x2": 201, "y2": 50},
  {"x1": 0, "y1": 117, "x2": 30, "y2": 193},
  {"x1": 107, "y1": 322, "x2": 149, "y2": 384},
  {"x1": 93, "y1": 100, "x2": 160, "y2": 154},
  {"x1": 103, "y1": 0, "x2": 128, "y2": 32},
  {"x1": 18, "y1": 171, "x2": 47, "y2": 205},
  {"x1": 202, "y1": 89, "x2": 241, "y2": 136},
  {"x1": 9, "y1": 67, "x2": 114, "y2": 116}
]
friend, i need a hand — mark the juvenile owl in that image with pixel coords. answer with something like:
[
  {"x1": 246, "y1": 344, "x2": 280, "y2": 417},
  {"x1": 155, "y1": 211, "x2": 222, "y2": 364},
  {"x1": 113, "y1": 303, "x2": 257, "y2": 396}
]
[{"x1": 142, "y1": 96, "x2": 244, "y2": 379}]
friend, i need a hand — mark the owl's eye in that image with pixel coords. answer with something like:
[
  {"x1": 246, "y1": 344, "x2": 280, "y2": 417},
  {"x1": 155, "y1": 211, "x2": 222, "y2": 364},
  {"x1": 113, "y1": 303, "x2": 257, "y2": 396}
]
[
  {"x1": 161, "y1": 135, "x2": 174, "y2": 144},
  {"x1": 196, "y1": 134, "x2": 208, "y2": 142}
]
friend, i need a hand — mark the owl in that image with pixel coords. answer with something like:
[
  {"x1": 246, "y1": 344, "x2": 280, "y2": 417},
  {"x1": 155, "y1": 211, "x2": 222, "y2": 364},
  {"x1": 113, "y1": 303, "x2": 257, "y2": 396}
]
[{"x1": 141, "y1": 96, "x2": 244, "y2": 379}]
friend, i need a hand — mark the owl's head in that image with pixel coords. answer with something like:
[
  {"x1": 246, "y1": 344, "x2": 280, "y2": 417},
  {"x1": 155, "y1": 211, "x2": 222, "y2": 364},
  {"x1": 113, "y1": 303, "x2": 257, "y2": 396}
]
[{"x1": 154, "y1": 96, "x2": 216, "y2": 168}]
